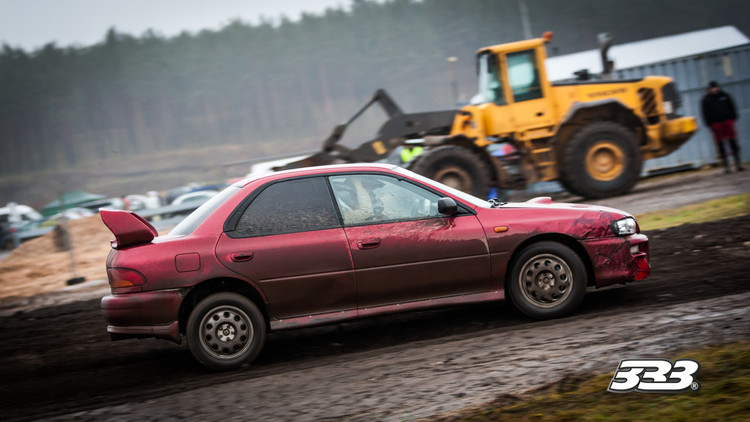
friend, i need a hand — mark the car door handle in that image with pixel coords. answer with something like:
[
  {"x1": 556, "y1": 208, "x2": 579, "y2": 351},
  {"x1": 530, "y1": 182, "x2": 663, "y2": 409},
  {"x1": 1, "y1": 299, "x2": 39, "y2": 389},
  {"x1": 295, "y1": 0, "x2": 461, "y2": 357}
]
[
  {"x1": 357, "y1": 238, "x2": 381, "y2": 249},
  {"x1": 231, "y1": 252, "x2": 254, "y2": 262}
]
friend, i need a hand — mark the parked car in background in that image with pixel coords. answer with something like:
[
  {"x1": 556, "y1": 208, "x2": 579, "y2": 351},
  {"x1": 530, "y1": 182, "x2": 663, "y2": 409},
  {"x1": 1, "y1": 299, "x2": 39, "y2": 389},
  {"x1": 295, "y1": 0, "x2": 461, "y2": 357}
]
[
  {"x1": 1, "y1": 203, "x2": 45, "y2": 249},
  {"x1": 0, "y1": 221, "x2": 13, "y2": 249},
  {"x1": 165, "y1": 183, "x2": 227, "y2": 205},
  {"x1": 1, "y1": 203, "x2": 43, "y2": 224},
  {"x1": 42, "y1": 191, "x2": 107, "y2": 217},
  {"x1": 79, "y1": 197, "x2": 126, "y2": 213},
  {"x1": 169, "y1": 190, "x2": 219, "y2": 206},
  {"x1": 100, "y1": 164, "x2": 650, "y2": 370},
  {"x1": 124, "y1": 192, "x2": 162, "y2": 211},
  {"x1": 47, "y1": 207, "x2": 95, "y2": 222}
]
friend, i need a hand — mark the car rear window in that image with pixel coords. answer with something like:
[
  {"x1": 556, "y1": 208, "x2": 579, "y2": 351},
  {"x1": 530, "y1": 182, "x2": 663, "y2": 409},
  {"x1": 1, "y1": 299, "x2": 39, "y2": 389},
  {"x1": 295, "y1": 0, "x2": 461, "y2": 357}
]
[{"x1": 170, "y1": 185, "x2": 241, "y2": 236}]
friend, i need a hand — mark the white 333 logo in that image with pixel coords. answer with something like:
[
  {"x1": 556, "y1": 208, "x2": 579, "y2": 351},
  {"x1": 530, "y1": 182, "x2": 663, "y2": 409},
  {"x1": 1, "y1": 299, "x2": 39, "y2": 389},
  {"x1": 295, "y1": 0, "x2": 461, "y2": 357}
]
[{"x1": 608, "y1": 359, "x2": 701, "y2": 393}]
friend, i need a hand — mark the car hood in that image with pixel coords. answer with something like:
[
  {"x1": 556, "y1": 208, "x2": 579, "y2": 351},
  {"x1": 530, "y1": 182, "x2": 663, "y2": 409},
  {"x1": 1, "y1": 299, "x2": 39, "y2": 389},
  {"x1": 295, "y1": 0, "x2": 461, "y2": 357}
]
[
  {"x1": 501, "y1": 197, "x2": 632, "y2": 218},
  {"x1": 477, "y1": 197, "x2": 634, "y2": 239}
]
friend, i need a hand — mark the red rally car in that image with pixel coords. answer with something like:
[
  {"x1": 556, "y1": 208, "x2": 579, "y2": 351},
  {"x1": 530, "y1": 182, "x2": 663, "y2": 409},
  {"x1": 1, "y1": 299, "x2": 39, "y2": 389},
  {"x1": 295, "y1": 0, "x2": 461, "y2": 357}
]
[{"x1": 101, "y1": 163, "x2": 650, "y2": 370}]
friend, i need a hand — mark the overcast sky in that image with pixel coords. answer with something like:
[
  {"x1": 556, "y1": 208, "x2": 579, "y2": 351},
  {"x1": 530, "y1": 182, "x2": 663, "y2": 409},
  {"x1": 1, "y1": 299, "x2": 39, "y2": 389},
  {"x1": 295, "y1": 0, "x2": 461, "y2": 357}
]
[{"x1": 0, "y1": 0, "x2": 355, "y2": 51}]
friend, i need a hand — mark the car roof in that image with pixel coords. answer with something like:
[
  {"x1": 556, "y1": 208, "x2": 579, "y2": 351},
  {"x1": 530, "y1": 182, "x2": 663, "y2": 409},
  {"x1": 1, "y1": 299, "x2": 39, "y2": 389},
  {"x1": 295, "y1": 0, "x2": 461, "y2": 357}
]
[{"x1": 234, "y1": 163, "x2": 400, "y2": 187}]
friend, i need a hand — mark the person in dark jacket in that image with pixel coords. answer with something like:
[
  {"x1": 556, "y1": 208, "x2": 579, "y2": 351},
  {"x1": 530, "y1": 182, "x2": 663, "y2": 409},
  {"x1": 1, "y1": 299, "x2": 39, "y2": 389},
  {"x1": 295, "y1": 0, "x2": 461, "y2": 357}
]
[{"x1": 701, "y1": 81, "x2": 744, "y2": 173}]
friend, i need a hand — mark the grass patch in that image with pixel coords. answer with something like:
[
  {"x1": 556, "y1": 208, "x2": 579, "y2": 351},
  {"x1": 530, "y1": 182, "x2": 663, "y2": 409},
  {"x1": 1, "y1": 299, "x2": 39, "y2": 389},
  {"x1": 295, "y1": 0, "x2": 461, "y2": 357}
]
[
  {"x1": 440, "y1": 342, "x2": 750, "y2": 422},
  {"x1": 636, "y1": 193, "x2": 750, "y2": 231}
]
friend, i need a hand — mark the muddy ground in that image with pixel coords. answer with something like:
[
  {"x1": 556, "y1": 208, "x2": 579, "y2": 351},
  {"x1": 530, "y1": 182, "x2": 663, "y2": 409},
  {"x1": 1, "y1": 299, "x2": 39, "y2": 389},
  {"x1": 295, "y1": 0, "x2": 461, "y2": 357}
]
[{"x1": 0, "y1": 169, "x2": 749, "y2": 421}]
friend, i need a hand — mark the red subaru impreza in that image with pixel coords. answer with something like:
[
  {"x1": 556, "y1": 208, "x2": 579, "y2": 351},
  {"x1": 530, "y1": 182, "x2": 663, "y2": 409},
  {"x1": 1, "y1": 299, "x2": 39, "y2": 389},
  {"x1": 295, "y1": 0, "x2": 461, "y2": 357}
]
[{"x1": 101, "y1": 163, "x2": 649, "y2": 370}]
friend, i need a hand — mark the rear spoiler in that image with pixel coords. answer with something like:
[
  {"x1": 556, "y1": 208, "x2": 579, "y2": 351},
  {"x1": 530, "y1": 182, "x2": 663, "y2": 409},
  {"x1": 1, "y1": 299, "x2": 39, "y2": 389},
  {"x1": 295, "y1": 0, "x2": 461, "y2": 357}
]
[{"x1": 100, "y1": 209, "x2": 158, "y2": 249}]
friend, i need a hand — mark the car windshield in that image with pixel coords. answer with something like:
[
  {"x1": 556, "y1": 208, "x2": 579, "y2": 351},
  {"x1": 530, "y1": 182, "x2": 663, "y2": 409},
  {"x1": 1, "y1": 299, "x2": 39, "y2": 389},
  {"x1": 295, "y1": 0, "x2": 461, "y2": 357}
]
[
  {"x1": 170, "y1": 185, "x2": 240, "y2": 235},
  {"x1": 395, "y1": 167, "x2": 491, "y2": 208}
]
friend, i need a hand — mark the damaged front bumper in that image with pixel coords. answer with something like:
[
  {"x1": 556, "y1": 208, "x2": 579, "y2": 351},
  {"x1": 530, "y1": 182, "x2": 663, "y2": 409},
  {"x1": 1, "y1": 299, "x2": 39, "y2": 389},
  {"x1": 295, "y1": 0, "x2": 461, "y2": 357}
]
[{"x1": 581, "y1": 233, "x2": 650, "y2": 287}]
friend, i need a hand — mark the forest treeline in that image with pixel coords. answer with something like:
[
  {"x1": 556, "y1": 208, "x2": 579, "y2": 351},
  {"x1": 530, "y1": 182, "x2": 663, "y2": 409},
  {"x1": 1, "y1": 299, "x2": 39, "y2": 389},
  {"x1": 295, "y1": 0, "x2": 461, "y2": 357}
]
[{"x1": 1, "y1": 0, "x2": 748, "y2": 176}]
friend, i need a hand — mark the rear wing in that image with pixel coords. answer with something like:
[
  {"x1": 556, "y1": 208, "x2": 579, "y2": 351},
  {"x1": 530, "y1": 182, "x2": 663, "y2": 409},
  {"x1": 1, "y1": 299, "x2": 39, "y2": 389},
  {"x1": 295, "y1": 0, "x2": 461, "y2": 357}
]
[{"x1": 100, "y1": 209, "x2": 158, "y2": 249}]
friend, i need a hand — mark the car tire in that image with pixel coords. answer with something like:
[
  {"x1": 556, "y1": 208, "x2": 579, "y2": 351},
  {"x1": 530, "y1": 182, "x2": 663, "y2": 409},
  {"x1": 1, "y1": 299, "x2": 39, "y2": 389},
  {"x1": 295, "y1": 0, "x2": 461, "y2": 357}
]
[
  {"x1": 186, "y1": 292, "x2": 267, "y2": 371},
  {"x1": 559, "y1": 121, "x2": 642, "y2": 199},
  {"x1": 409, "y1": 146, "x2": 490, "y2": 198},
  {"x1": 508, "y1": 241, "x2": 587, "y2": 320}
]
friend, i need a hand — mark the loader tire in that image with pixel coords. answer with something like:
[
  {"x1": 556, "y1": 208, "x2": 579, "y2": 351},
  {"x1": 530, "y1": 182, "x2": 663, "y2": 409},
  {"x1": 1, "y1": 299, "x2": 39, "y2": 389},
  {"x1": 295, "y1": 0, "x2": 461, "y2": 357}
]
[
  {"x1": 409, "y1": 146, "x2": 490, "y2": 198},
  {"x1": 559, "y1": 122, "x2": 642, "y2": 199}
]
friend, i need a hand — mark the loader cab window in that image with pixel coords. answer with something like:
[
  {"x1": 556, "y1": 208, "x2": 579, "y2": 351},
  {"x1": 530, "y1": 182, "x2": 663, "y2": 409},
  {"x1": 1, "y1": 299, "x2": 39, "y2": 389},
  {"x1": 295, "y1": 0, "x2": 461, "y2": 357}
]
[
  {"x1": 475, "y1": 53, "x2": 506, "y2": 106},
  {"x1": 507, "y1": 50, "x2": 543, "y2": 102}
]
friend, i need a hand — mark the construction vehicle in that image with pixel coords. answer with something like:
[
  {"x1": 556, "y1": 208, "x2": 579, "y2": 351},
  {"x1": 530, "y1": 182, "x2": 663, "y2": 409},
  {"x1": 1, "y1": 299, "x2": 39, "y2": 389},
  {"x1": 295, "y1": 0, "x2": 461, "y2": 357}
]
[{"x1": 278, "y1": 32, "x2": 698, "y2": 199}]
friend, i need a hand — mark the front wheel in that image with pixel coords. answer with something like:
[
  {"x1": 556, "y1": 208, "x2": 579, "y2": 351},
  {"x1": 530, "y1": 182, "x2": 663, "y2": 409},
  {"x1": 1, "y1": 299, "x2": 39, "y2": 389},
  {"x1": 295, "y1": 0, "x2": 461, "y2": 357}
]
[
  {"x1": 508, "y1": 242, "x2": 587, "y2": 319},
  {"x1": 187, "y1": 292, "x2": 267, "y2": 371}
]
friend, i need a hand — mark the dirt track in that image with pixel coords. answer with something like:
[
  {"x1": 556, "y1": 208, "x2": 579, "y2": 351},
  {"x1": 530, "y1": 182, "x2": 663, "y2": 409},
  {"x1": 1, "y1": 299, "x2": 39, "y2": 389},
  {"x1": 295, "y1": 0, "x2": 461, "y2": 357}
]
[{"x1": 1, "y1": 169, "x2": 749, "y2": 421}]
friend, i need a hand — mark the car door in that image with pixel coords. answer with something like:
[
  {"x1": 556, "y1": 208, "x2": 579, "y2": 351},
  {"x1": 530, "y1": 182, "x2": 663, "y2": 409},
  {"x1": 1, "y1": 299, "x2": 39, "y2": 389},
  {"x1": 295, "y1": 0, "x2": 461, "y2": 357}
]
[
  {"x1": 503, "y1": 48, "x2": 555, "y2": 129},
  {"x1": 216, "y1": 176, "x2": 355, "y2": 319},
  {"x1": 328, "y1": 173, "x2": 490, "y2": 309}
]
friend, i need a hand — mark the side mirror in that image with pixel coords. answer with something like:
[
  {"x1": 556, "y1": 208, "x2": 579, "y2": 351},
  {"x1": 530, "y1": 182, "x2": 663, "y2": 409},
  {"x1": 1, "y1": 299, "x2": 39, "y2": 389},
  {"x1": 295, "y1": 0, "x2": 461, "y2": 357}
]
[{"x1": 437, "y1": 197, "x2": 458, "y2": 216}]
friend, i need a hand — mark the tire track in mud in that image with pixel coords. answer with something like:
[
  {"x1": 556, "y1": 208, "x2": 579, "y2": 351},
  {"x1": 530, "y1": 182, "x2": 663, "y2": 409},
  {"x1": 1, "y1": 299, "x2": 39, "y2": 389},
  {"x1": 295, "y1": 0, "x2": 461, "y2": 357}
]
[{"x1": 40, "y1": 292, "x2": 750, "y2": 422}]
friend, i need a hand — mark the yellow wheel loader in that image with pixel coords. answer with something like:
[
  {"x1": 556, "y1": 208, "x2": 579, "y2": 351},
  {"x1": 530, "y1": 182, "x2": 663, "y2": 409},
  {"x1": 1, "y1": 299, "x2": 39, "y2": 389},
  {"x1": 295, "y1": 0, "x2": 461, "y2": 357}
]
[{"x1": 279, "y1": 32, "x2": 697, "y2": 199}]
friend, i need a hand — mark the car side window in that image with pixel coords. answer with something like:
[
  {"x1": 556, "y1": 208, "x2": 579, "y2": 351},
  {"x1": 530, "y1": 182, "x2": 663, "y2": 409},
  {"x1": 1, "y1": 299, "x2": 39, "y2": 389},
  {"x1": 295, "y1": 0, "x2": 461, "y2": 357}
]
[
  {"x1": 235, "y1": 177, "x2": 339, "y2": 237},
  {"x1": 329, "y1": 174, "x2": 443, "y2": 226}
]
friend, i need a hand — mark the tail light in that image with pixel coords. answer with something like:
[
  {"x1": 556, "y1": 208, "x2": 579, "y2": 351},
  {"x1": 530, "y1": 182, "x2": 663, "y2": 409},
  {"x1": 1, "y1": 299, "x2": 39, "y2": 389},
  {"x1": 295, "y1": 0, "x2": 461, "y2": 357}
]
[{"x1": 107, "y1": 268, "x2": 146, "y2": 294}]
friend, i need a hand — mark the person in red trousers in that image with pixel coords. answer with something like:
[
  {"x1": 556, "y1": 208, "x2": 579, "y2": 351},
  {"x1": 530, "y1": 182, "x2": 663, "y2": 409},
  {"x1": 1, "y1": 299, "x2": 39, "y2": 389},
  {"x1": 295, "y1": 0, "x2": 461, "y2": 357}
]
[{"x1": 701, "y1": 81, "x2": 744, "y2": 173}]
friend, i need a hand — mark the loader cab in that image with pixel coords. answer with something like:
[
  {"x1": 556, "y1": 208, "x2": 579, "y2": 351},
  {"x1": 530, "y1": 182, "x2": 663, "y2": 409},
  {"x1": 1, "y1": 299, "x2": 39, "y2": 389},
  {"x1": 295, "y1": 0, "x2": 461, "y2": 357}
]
[{"x1": 473, "y1": 33, "x2": 557, "y2": 141}]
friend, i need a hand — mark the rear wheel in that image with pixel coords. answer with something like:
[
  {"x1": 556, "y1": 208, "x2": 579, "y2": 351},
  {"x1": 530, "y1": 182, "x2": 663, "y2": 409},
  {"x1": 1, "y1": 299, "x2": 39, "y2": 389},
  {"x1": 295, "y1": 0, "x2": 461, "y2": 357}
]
[
  {"x1": 559, "y1": 122, "x2": 642, "y2": 198},
  {"x1": 508, "y1": 242, "x2": 587, "y2": 319},
  {"x1": 187, "y1": 292, "x2": 266, "y2": 371},
  {"x1": 409, "y1": 146, "x2": 490, "y2": 198}
]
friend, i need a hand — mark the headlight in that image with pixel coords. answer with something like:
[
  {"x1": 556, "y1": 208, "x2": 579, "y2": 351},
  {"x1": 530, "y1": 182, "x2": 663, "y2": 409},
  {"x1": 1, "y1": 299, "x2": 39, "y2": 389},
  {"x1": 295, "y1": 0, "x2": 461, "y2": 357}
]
[{"x1": 612, "y1": 217, "x2": 637, "y2": 236}]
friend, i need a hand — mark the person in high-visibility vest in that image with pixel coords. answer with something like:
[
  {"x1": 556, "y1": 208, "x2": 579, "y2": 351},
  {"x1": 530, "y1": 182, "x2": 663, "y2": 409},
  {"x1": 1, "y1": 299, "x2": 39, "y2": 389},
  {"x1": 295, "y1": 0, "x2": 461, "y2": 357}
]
[{"x1": 400, "y1": 146, "x2": 424, "y2": 163}]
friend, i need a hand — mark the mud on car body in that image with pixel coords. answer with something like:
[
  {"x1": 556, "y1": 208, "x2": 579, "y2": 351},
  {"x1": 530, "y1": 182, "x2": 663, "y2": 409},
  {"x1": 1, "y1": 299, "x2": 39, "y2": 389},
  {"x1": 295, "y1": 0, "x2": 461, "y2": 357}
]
[{"x1": 101, "y1": 163, "x2": 649, "y2": 371}]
